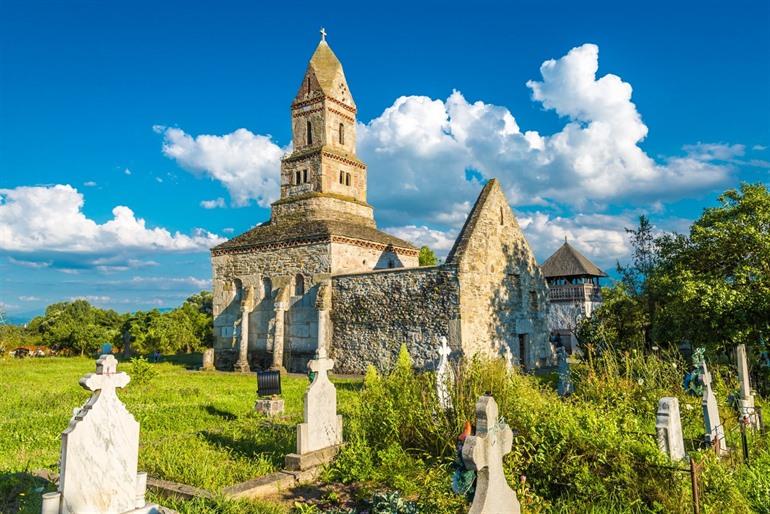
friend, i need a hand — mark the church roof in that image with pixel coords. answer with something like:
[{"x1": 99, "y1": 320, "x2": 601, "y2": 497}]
[
  {"x1": 308, "y1": 40, "x2": 344, "y2": 97},
  {"x1": 212, "y1": 219, "x2": 417, "y2": 255},
  {"x1": 541, "y1": 240, "x2": 607, "y2": 278}
]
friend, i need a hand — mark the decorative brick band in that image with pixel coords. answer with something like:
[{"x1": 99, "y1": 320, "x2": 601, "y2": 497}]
[
  {"x1": 331, "y1": 235, "x2": 419, "y2": 256},
  {"x1": 212, "y1": 235, "x2": 417, "y2": 258},
  {"x1": 327, "y1": 107, "x2": 355, "y2": 123},
  {"x1": 326, "y1": 96, "x2": 357, "y2": 114},
  {"x1": 321, "y1": 151, "x2": 366, "y2": 169},
  {"x1": 292, "y1": 107, "x2": 324, "y2": 118},
  {"x1": 292, "y1": 95, "x2": 357, "y2": 115}
]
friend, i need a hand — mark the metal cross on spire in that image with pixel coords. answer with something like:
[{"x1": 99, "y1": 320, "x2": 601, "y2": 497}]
[{"x1": 320, "y1": 27, "x2": 327, "y2": 42}]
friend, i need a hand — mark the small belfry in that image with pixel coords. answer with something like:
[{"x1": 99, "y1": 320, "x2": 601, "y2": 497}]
[{"x1": 275, "y1": 28, "x2": 372, "y2": 227}]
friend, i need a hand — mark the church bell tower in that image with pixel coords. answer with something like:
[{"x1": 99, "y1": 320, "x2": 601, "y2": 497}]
[{"x1": 272, "y1": 29, "x2": 374, "y2": 227}]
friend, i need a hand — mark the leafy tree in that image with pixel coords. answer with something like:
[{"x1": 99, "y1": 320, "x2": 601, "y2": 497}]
[
  {"x1": 617, "y1": 215, "x2": 660, "y2": 348},
  {"x1": 654, "y1": 183, "x2": 770, "y2": 353},
  {"x1": 576, "y1": 283, "x2": 646, "y2": 354},
  {"x1": 418, "y1": 246, "x2": 438, "y2": 266}
]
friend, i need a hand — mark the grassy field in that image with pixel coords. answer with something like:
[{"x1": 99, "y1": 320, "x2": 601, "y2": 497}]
[{"x1": 0, "y1": 355, "x2": 362, "y2": 513}]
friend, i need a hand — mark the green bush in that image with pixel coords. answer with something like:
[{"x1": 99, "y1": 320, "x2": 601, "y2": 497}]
[{"x1": 328, "y1": 345, "x2": 764, "y2": 513}]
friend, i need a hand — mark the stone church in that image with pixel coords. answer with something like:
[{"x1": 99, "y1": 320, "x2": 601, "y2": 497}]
[{"x1": 210, "y1": 33, "x2": 551, "y2": 374}]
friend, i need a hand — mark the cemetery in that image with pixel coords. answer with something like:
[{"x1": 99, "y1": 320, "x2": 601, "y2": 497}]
[
  {"x1": 0, "y1": 6, "x2": 768, "y2": 514},
  {"x1": 1, "y1": 335, "x2": 768, "y2": 513}
]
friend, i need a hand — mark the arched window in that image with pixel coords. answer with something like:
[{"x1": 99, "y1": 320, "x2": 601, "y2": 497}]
[
  {"x1": 294, "y1": 170, "x2": 301, "y2": 185},
  {"x1": 339, "y1": 123, "x2": 345, "y2": 145},
  {"x1": 294, "y1": 274, "x2": 305, "y2": 296},
  {"x1": 262, "y1": 277, "x2": 272, "y2": 299},
  {"x1": 387, "y1": 259, "x2": 394, "y2": 269},
  {"x1": 303, "y1": 169, "x2": 308, "y2": 183},
  {"x1": 306, "y1": 120, "x2": 313, "y2": 145},
  {"x1": 500, "y1": 207, "x2": 504, "y2": 225},
  {"x1": 340, "y1": 170, "x2": 344, "y2": 184},
  {"x1": 345, "y1": 173, "x2": 351, "y2": 186}
]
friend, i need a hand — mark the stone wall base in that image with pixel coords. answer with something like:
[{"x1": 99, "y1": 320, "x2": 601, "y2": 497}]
[
  {"x1": 254, "y1": 398, "x2": 285, "y2": 417},
  {"x1": 284, "y1": 444, "x2": 341, "y2": 471}
]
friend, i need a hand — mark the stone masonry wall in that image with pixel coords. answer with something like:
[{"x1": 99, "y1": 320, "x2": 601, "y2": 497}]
[
  {"x1": 330, "y1": 266, "x2": 461, "y2": 374},
  {"x1": 211, "y1": 243, "x2": 332, "y2": 368},
  {"x1": 450, "y1": 180, "x2": 552, "y2": 369},
  {"x1": 330, "y1": 241, "x2": 419, "y2": 273}
]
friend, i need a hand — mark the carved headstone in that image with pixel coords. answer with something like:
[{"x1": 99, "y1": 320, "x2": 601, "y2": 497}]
[
  {"x1": 462, "y1": 395, "x2": 520, "y2": 514},
  {"x1": 736, "y1": 344, "x2": 758, "y2": 429},
  {"x1": 436, "y1": 337, "x2": 453, "y2": 410},
  {"x1": 656, "y1": 397, "x2": 685, "y2": 460},
  {"x1": 298, "y1": 349, "x2": 342, "y2": 453},
  {"x1": 42, "y1": 355, "x2": 160, "y2": 514},
  {"x1": 701, "y1": 362, "x2": 728, "y2": 455},
  {"x1": 202, "y1": 348, "x2": 215, "y2": 371}
]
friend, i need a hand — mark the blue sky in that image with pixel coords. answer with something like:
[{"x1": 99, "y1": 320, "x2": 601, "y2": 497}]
[{"x1": 1, "y1": 0, "x2": 768, "y2": 321}]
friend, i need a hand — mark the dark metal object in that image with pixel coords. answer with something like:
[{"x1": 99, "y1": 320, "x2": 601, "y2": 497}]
[
  {"x1": 757, "y1": 405, "x2": 766, "y2": 436},
  {"x1": 740, "y1": 422, "x2": 750, "y2": 466},
  {"x1": 257, "y1": 370, "x2": 281, "y2": 397},
  {"x1": 689, "y1": 457, "x2": 701, "y2": 514}
]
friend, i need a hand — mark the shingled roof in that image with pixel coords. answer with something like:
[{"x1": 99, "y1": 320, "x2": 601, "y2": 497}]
[
  {"x1": 541, "y1": 240, "x2": 607, "y2": 278},
  {"x1": 212, "y1": 219, "x2": 417, "y2": 255}
]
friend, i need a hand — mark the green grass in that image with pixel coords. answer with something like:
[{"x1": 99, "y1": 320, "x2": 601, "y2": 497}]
[{"x1": 0, "y1": 356, "x2": 361, "y2": 500}]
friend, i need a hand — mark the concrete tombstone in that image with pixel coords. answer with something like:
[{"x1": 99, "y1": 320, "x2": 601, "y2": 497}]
[
  {"x1": 736, "y1": 344, "x2": 759, "y2": 429},
  {"x1": 461, "y1": 395, "x2": 520, "y2": 514},
  {"x1": 701, "y1": 362, "x2": 728, "y2": 455},
  {"x1": 656, "y1": 397, "x2": 685, "y2": 461}
]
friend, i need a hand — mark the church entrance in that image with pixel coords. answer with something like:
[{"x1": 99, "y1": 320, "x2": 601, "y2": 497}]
[{"x1": 518, "y1": 333, "x2": 528, "y2": 370}]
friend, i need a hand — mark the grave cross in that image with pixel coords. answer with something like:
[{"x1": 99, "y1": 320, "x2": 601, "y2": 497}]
[
  {"x1": 79, "y1": 354, "x2": 130, "y2": 395},
  {"x1": 436, "y1": 337, "x2": 453, "y2": 410},
  {"x1": 700, "y1": 361, "x2": 727, "y2": 455},
  {"x1": 438, "y1": 336, "x2": 451, "y2": 361},
  {"x1": 462, "y1": 395, "x2": 520, "y2": 514},
  {"x1": 309, "y1": 354, "x2": 334, "y2": 376}
]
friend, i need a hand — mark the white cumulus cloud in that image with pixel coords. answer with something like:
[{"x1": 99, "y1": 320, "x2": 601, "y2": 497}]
[
  {"x1": 0, "y1": 184, "x2": 225, "y2": 255},
  {"x1": 200, "y1": 197, "x2": 226, "y2": 209},
  {"x1": 159, "y1": 127, "x2": 285, "y2": 207}
]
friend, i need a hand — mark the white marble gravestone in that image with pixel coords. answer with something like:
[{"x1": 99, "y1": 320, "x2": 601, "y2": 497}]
[
  {"x1": 736, "y1": 344, "x2": 758, "y2": 429},
  {"x1": 701, "y1": 362, "x2": 728, "y2": 455},
  {"x1": 42, "y1": 354, "x2": 159, "y2": 514},
  {"x1": 436, "y1": 337, "x2": 453, "y2": 410},
  {"x1": 297, "y1": 348, "x2": 343, "y2": 455},
  {"x1": 462, "y1": 395, "x2": 520, "y2": 514},
  {"x1": 656, "y1": 397, "x2": 685, "y2": 461}
]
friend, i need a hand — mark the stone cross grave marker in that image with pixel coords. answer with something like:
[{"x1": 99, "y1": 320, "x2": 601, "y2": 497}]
[
  {"x1": 656, "y1": 397, "x2": 685, "y2": 461},
  {"x1": 436, "y1": 336, "x2": 453, "y2": 410},
  {"x1": 297, "y1": 352, "x2": 342, "y2": 454},
  {"x1": 462, "y1": 395, "x2": 520, "y2": 514},
  {"x1": 41, "y1": 354, "x2": 159, "y2": 514},
  {"x1": 736, "y1": 344, "x2": 758, "y2": 428},
  {"x1": 701, "y1": 361, "x2": 728, "y2": 455}
]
